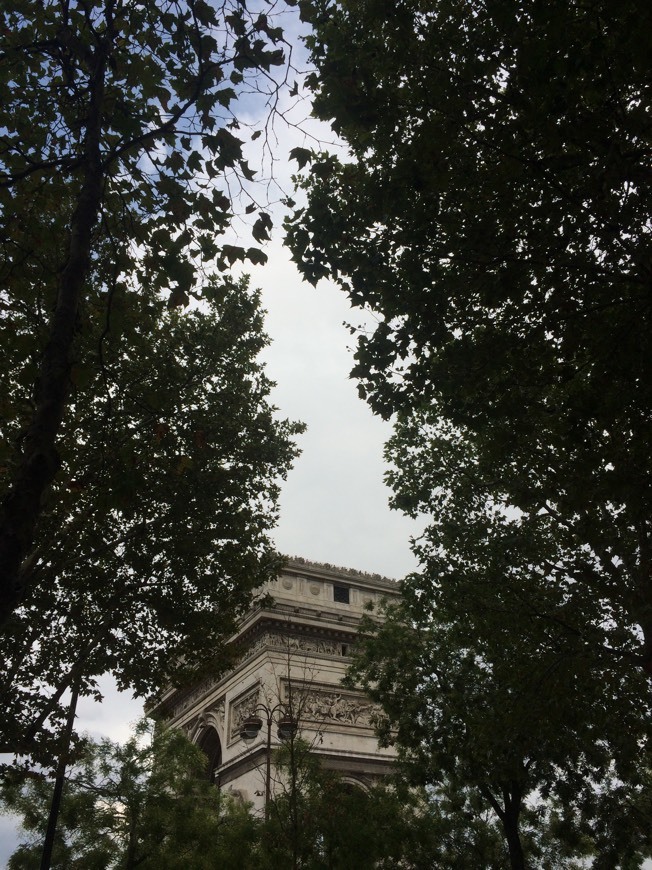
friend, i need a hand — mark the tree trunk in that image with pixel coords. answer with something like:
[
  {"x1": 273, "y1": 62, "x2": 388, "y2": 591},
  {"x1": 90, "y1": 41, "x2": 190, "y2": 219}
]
[
  {"x1": 0, "y1": 45, "x2": 107, "y2": 628},
  {"x1": 40, "y1": 681, "x2": 80, "y2": 870},
  {"x1": 501, "y1": 786, "x2": 527, "y2": 870},
  {"x1": 481, "y1": 782, "x2": 527, "y2": 870},
  {"x1": 636, "y1": 521, "x2": 652, "y2": 676},
  {"x1": 124, "y1": 803, "x2": 141, "y2": 870}
]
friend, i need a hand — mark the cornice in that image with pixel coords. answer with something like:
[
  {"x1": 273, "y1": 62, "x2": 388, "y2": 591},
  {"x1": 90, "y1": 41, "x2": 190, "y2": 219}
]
[{"x1": 282, "y1": 556, "x2": 399, "y2": 591}]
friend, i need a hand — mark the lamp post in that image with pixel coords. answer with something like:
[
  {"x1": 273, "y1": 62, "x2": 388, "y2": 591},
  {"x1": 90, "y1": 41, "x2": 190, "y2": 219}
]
[{"x1": 239, "y1": 703, "x2": 297, "y2": 820}]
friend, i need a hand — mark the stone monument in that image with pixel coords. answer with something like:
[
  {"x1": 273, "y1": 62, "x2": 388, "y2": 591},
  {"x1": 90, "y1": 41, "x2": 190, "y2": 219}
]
[{"x1": 149, "y1": 558, "x2": 399, "y2": 813}]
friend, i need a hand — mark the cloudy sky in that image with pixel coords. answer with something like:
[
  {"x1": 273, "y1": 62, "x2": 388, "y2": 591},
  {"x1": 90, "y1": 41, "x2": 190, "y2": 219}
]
[{"x1": 71, "y1": 242, "x2": 424, "y2": 736}]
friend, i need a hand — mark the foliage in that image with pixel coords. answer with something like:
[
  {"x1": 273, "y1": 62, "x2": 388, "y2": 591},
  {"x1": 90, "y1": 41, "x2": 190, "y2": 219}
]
[
  {"x1": 9, "y1": 714, "x2": 633, "y2": 869},
  {"x1": 348, "y1": 591, "x2": 651, "y2": 868},
  {"x1": 287, "y1": 0, "x2": 652, "y2": 674},
  {"x1": 0, "y1": 0, "x2": 294, "y2": 623},
  {"x1": 0, "y1": 276, "x2": 304, "y2": 763},
  {"x1": 1, "y1": 721, "x2": 259, "y2": 869},
  {"x1": 0, "y1": 0, "x2": 307, "y2": 762},
  {"x1": 288, "y1": 3, "x2": 652, "y2": 855},
  {"x1": 260, "y1": 739, "x2": 448, "y2": 869},
  {"x1": 549, "y1": 758, "x2": 652, "y2": 869}
]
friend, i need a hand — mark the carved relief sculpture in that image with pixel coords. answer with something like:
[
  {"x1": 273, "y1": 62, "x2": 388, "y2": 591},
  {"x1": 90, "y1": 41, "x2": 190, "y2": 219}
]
[{"x1": 229, "y1": 687, "x2": 261, "y2": 740}]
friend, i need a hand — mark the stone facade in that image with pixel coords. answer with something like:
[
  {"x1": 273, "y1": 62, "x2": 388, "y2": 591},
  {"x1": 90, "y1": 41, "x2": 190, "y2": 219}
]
[{"x1": 149, "y1": 558, "x2": 399, "y2": 813}]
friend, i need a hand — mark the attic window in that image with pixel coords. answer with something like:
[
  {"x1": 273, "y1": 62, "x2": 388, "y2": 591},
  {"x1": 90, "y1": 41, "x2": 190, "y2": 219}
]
[{"x1": 333, "y1": 585, "x2": 350, "y2": 604}]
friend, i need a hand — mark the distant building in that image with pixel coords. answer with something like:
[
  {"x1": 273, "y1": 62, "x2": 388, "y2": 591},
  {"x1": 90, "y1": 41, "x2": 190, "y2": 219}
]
[{"x1": 149, "y1": 558, "x2": 399, "y2": 813}]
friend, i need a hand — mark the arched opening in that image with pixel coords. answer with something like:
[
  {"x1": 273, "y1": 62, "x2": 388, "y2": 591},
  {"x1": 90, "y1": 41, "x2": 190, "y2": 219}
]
[
  {"x1": 197, "y1": 726, "x2": 222, "y2": 785},
  {"x1": 336, "y1": 777, "x2": 370, "y2": 796}
]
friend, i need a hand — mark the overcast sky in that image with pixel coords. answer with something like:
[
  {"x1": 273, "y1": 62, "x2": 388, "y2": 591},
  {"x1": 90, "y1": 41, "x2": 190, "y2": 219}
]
[
  {"x1": 71, "y1": 242, "x2": 423, "y2": 733},
  {"x1": 69, "y1": 238, "x2": 423, "y2": 735}
]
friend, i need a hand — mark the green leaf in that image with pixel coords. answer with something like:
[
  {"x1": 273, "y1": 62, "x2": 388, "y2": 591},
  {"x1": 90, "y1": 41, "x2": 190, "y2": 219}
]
[
  {"x1": 215, "y1": 87, "x2": 236, "y2": 108},
  {"x1": 239, "y1": 160, "x2": 256, "y2": 181},
  {"x1": 213, "y1": 128, "x2": 243, "y2": 166},
  {"x1": 252, "y1": 212, "x2": 272, "y2": 243},
  {"x1": 246, "y1": 247, "x2": 268, "y2": 266},
  {"x1": 221, "y1": 244, "x2": 246, "y2": 265},
  {"x1": 289, "y1": 146, "x2": 313, "y2": 170}
]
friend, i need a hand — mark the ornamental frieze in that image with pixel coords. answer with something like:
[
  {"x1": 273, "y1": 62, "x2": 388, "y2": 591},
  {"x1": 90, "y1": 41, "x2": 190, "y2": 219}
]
[
  {"x1": 170, "y1": 675, "x2": 220, "y2": 719},
  {"x1": 298, "y1": 687, "x2": 378, "y2": 728},
  {"x1": 241, "y1": 632, "x2": 349, "y2": 662}
]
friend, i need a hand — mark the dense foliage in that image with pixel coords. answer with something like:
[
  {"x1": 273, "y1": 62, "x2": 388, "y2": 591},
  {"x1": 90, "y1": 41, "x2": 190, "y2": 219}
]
[
  {"x1": 1, "y1": 0, "x2": 304, "y2": 763},
  {"x1": 10, "y1": 710, "x2": 644, "y2": 868},
  {"x1": 287, "y1": 0, "x2": 652, "y2": 673},
  {"x1": 257, "y1": 738, "x2": 462, "y2": 869},
  {"x1": 1, "y1": 276, "x2": 303, "y2": 762},
  {"x1": 3, "y1": 725, "x2": 453, "y2": 869},
  {"x1": 2, "y1": 722, "x2": 259, "y2": 869},
  {"x1": 0, "y1": 0, "x2": 293, "y2": 623},
  {"x1": 287, "y1": 2, "x2": 652, "y2": 865},
  {"x1": 348, "y1": 593, "x2": 651, "y2": 868}
]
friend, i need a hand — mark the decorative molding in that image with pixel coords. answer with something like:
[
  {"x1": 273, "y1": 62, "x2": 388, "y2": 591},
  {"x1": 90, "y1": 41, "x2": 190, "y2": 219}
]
[
  {"x1": 182, "y1": 697, "x2": 225, "y2": 743},
  {"x1": 205, "y1": 697, "x2": 225, "y2": 733},
  {"x1": 170, "y1": 676, "x2": 219, "y2": 719},
  {"x1": 180, "y1": 718, "x2": 197, "y2": 740},
  {"x1": 284, "y1": 556, "x2": 398, "y2": 588}
]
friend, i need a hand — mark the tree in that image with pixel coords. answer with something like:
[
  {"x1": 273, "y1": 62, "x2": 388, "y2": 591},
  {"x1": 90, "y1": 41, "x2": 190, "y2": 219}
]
[
  {"x1": 288, "y1": 4, "x2": 652, "y2": 861},
  {"x1": 0, "y1": 276, "x2": 303, "y2": 763},
  {"x1": 287, "y1": 0, "x2": 652, "y2": 674},
  {"x1": 260, "y1": 738, "x2": 449, "y2": 870},
  {"x1": 347, "y1": 585, "x2": 651, "y2": 869},
  {"x1": 1, "y1": 0, "x2": 307, "y2": 761},
  {"x1": 0, "y1": 0, "x2": 293, "y2": 625},
  {"x1": 1, "y1": 720, "x2": 260, "y2": 869}
]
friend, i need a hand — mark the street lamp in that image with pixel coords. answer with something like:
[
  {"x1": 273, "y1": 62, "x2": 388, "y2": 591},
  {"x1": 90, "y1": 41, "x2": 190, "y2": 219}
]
[{"x1": 240, "y1": 703, "x2": 297, "y2": 819}]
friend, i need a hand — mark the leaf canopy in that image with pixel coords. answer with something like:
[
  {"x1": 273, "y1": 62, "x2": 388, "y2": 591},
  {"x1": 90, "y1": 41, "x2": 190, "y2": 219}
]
[
  {"x1": 287, "y1": 0, "x2": 652, "y2": 668},
  {"x1": 0, "y1": 275, "x2": 304, "y2": 764},
  {"x1": 0, "y1": 0, "x2": 293, "y2": 623}
]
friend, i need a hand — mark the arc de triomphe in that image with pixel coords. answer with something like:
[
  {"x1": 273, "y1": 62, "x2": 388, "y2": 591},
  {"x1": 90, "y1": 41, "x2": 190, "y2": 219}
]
[{"x1": 149, "y1": 558, "x2": 399, "y2": 813}]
